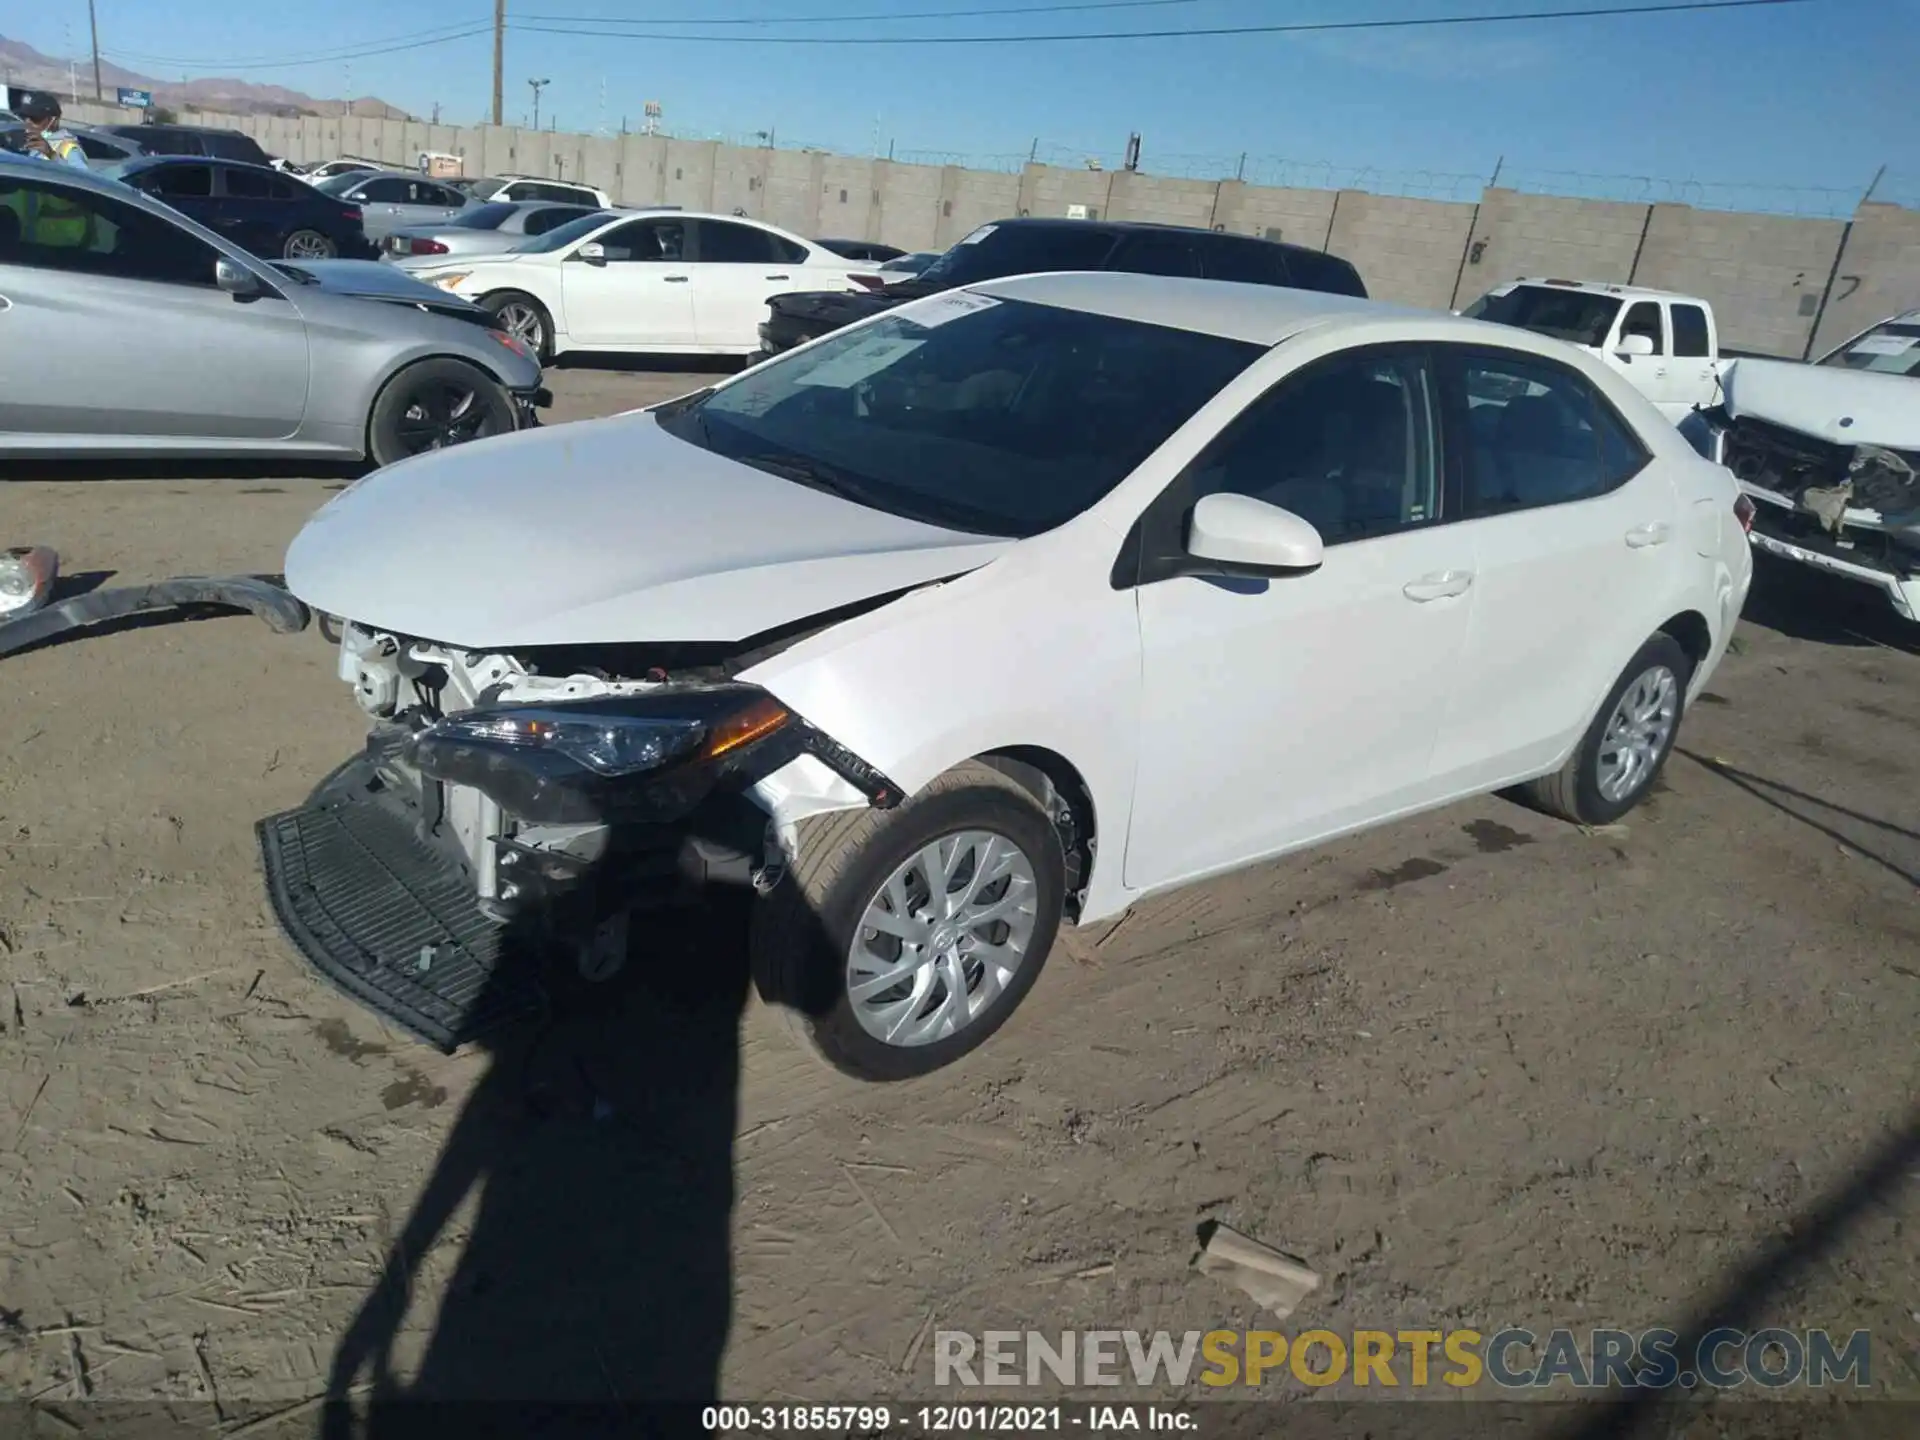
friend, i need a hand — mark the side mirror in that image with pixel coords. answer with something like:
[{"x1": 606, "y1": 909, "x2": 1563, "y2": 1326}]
[
  {"x1": 1615, "y1": 333, "x2": 1656, "y2": 358},
  {"x1": 576, "y1": 241, "x2": 607, "y2": 266},
  {"x1": 215, "y1": 257, "x2": 260, "y2": 298},
  {"x1": 1185, "y1": 493, "x2": 1324, "y2": 576}
]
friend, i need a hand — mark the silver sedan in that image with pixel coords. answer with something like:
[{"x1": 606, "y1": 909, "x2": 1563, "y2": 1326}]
[
  {"x1": 379, "y1": 200, "x2": 610, "y2": 261},
  {"x1": 0, "y1": 155, "x2": 546, "y2": 466}
]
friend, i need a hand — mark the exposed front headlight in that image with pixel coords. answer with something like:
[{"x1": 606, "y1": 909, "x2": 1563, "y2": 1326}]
[
  {"x1": 0, "y1": 546, "x2": 58, "y2": 619},
  {"x1": 431, "y1": 708, "x2": 707, "y2": 777},
  {"x1": 422, "y1": 270, "x2": 473, "y2": 291}
]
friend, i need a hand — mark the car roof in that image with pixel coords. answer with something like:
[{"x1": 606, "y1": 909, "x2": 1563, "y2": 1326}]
[
  {"x1": 968, "y1": 270, "x2": 1490, "y2": 348},
  {"x1": 1502, "y1": 276, "x2": 1704, "y2": 304},
  {"x1": 977, "y1": 215, "x2": 1350, "y2": 259}
]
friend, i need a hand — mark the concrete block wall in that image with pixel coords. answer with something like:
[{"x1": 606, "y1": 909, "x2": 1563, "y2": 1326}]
[
  {"x1": 1807, "y1": 203, "x2": 1920, "y2": 359},
  {"x1": 1326, "y1": 191, "x2": 1476, "y2": 310},
  {"x1": 1454, "y1": 189, "x2": 1650, "y2": 308},
  {"x1": 105, "y1": 109, "x2": 1919, "y2": 358}
]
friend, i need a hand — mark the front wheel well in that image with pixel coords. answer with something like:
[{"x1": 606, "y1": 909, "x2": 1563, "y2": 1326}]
[
  {"x1": 973, "y1": 747, "x2": 1097, "y2": 921},
  {"x1": 1658, "y1": 610, "x2": 1713, "y2": 670}
]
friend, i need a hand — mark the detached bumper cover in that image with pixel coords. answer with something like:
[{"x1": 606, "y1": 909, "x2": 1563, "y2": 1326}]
[{"x1": 0, "y1": 574, "x2": 310, "y2": 659}]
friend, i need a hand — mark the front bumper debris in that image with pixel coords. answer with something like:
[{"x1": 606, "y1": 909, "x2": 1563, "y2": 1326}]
[{"x1": 0, "y1": 573, "x2": 310, "y2": 659}]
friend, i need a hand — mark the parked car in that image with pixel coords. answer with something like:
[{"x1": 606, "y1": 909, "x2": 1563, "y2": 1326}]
[
  {"x1": 814, "y1": 238, "x2": 906, "y2": 263},
  {"x1": 755, "y1": 217, "x2": 1368, "y2": 360},
  {"x1": 875, "y1": 250, "x2": 940, "y2": 284},
  {"x1": 311, "y1": 168, "x2": 473, "y2": 241},
  {"x1": 1688, "y1": 309, "x2": 1920, "y2": 622},
  {"x1": 105, "y1": 155, "x2": 377, "y2": 260},
  {"x1": 0, "y1": 153, "x2": 545, "y2": 465},
  {"x1": 396, "y1": 209, "x2": 880, "y2": 360},
  {"x1": 1461, "y1": 278, "x2": 1721, "y2": 422},
  {"x1": 96, "y1": 122, "x2": 275, "y2": 167},
  {"x1": 267, "y1": 273, "x2": 1752, "y2": 1074},
  {"x1": 379, "y1": 200, "x2": 609, "y2": 260},
  {"x1": 463, "y1": 174, "x2": 612, "y2": 208}
]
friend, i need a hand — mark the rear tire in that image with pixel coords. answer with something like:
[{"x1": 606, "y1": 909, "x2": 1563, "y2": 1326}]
[
  {"x1": 751, "y1": 762, "x2": 1065, "y2": 1081},
  {"x1": 479, "y1": 290, "x2": 553, "y2": 363},
  {"x1": 366, "y1": 358, "x2": 518, "y2": 468},
  {"x1": 282, "y1": 228, "x2": 336, "y2": 259},
  {"x1": 1522, "y1": 633, "x2": 1693, "y2": 826}
]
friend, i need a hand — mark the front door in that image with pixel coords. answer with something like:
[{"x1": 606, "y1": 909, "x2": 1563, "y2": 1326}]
[
  {"x1": 1426, "y1": 345, "x2": 1682, "y2": 790},
  {"x1": 0, "y1": 173, "x2": 309, "y2": 441},
  {"x1": 688, "y1": 218, "x2": 815, "y2": 351},
  {"x1": 558, "y1": 215, "x2": 696, "y2": 347},
  {"x1": 1125, "y1": 346, "x2": 1476, "y2": 891}
]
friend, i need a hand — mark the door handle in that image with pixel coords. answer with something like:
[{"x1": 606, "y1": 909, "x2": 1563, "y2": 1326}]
[
  {"x1": 1626, "y1": 523, "x2": 1671, "y2": 548},
  {"x1": 1402, "y1": 570, "x2": 1474, "y2": 602},
  {"x1": 763, "y1": 273, "x2": 790, "y2": 280},
  {"x1": 662, "y1": 275, "x2": 690, "y2": 283}
]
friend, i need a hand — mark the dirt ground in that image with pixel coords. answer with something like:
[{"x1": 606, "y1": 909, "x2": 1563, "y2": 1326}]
[{"x1": 2, "y1": 364, "x2": 1916, "y2": 1428}]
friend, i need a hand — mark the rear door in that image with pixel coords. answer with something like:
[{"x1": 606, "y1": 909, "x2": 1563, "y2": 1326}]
[
  {"x1": 1427, "y1": 345, "x2": 1680, "y2": 790},
  {"x1": 1666, "y1": 301, "x2": 1718, "y2": 415},
  {"x1": 137, "y1": 162, "x2": 217, "y2": 227},
  {"x1": 0, "y1": 171, "x2": 309, "y2": 441},
  {"x1": 558, "y1": 215, "x2": 695, "y2": 346},
  {"x1": 687, "y1": 218, "x2": 816, "y2": 350},
  {"x1": 208, "y1": 163, "x2": 286, "y2": 257}
]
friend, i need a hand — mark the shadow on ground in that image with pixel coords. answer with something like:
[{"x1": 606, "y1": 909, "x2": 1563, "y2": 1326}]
[{"x1": 1741, "y1": 552, "x2": 1920, "y2": 656}]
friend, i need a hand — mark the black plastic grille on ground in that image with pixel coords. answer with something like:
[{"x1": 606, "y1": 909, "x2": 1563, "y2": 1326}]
[{"x1": 258, "y1": 798, "x2": 546, "y2": 1051}]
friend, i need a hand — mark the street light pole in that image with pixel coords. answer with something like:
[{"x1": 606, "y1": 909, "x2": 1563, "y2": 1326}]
[
  {"x1": 87, "y1": 0, "x2": 102, "y2": 101},
  {"x1": 528, "y1": 77, "x2": 549, "y2": 132}
]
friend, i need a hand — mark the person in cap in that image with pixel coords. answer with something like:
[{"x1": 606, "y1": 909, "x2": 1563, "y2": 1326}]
[{"x1": 14, "y1": 92, "x2": 90, "y2": 168}]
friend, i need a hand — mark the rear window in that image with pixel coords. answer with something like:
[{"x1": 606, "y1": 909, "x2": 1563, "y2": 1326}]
[
  {"x1": 918, "y1": 225, "x2": 1119, "y2": 286},
  {"x1": 1820, "y1": 320, "x2": 1920, "y2": 378},
  {"x1": 451, "y1": 202, "x2": 518, "y2": 230},
  {"x1": 1465, "y1": 285, "x2": 1624, "y2": 348},
  {"x1": 1198, "y1": 236, "x2": 1285, "y2": 287},
  {"x1": 1284, "y1": 248, "x2": 1368, "y2": 298}
]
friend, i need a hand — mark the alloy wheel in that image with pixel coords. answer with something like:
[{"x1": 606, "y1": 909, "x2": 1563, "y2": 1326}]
[
  {"x1": 1595, "y1": 664, "x2": 1679, "y2": 803},
  {"x1": 393, "y1": 382, "x2": 496, "y2": 455}
]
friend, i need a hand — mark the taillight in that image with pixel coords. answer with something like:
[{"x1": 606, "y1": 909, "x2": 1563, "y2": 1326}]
[
  {"x1": 847, "y1": 273, "x2": 884, "y2": 290},
  {"x1": 1734, "y1": 494, "x2": 1756, "y2": 534},
  {"x1": 409, "y1": 238, "x2": 450, "y2": 256},
  {"x1": 342, "y1": 206, "x2": 363, "y2": 223}
]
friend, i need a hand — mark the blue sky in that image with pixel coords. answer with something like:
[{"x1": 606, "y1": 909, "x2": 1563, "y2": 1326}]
[{"x1": 30, "y1": 0, "x2": 1920, "y2": 206}]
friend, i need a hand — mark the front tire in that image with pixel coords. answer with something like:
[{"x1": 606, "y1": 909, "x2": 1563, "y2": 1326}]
[
  {"x1": 752, "y1": 762, "x2": 1065, "y2": 1081},
  {"x1": 479, "y1": 290, "x2": 553, "y2": 363},
  {"x1": 366, "y1": 358, "x2": 518, "y2": 468},
  {"x1": 283, "y1": 228, "x2": 337, "y2": 259},
  {"x1": 1522, "y1": 633, "x2": 1692, "y2": 826}
]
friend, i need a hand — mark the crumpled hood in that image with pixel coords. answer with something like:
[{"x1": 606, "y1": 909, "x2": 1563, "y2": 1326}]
[
  {"x1": 272, "y1": 258, "x2": 483, "y2": 311},
  {"x1": 284, "y1": 411, "x2": 1011, "y2": 649},
  {"x1": 1721, "y1": 357, "x2": 1920, "y2": 448}
]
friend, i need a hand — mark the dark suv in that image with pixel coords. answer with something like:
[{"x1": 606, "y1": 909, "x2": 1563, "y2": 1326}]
[
  {"x1": 757, "y1": 217, "x2": 1367, "y2": 359},
  {"x1": 97, "y1": 123, "x2": 275, "y2": 167}
]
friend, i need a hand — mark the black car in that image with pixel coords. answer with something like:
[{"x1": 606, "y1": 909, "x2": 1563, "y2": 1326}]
[
  {"x1": 97, "y1": 122, "x2": 275, "y2": 167},
  {"x1": 758, "y1": 218, "x2": 1368, "y2": 359},
  {"x1": 108, "y1": 156, "x2": 376, "y2": 260},
  {"x1": 813, "y1": 237, "x2": 907, "y2": 263}
]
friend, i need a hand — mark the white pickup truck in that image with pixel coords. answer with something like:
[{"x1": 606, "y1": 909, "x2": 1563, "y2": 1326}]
[{"x1": 1462, "y1": 278, "x2": 1721, "y2": 422}]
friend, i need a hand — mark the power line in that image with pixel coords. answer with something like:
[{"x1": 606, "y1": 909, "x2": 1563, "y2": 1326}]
[
  {"x1": 521, "y1": 0, "x2": 1204, "y2": 24},
  {"x1": 515, "y1": 0, "x2": 1812, "y2": 45},
  {"x1": 104, "y1": 21, "x2": 491, "y2": 72}
]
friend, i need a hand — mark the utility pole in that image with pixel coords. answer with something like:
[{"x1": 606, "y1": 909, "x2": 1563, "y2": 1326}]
[
  {"x1": 87, "y1": 0, "x2": 102, "y2": 100},
  {"x1": 491, "y1": 0, "x2": 505, "y2": 125},
  {"x1": 528, "y1": 76, "x2": 549, "y2": 132}
]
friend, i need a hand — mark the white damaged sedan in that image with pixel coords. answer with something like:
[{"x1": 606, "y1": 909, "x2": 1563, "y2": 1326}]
[{"x1": 269, "y1": 273, "x2": 1753, "y2": 1079}]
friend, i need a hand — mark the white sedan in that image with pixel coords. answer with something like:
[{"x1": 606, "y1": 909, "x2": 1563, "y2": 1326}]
[
  {"x1": 273, "y1": 275, "x2": 1754, "y2": 1079},
  {"x1": 396, "y1": 209, "x2": 881, "y2": 360}
]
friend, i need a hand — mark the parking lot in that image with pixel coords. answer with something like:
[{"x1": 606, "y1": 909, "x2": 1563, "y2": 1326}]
[{"x1": 2, "y1": 363, "x2": 1917, "y2": 1414}]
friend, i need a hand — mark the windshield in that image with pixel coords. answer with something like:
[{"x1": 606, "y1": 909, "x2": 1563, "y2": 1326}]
[
  {"x1": 1464, "y1": 284, "x2": 1624, "y2": 347},
  {"x1": 449, "y1": 202, "x2": 518, "y2": 231},
  {"x1": 467, "y1": 177, "x2": 511, "y2": 201},
  {"x1": 917, "y1": 225, "x2": 1119, "y2": 288},
  {"x1": 1820, "y1": 320, "x2": 1920, "y2": 378},
  {"x1": 515, "y1": 212, "x2": 612, "y2": 254},
  {"x1": 654, "y1": 294, "x2": 1261, "y2": 538}
]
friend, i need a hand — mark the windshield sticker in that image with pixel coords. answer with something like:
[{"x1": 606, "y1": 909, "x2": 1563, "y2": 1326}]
[
  {"x1": 1849, "y1": 333, "x2": 1918, "y2": 357},
  {"x1": 958, "y1": 224, "x2": 997, "y2": 245},
  {"x1": 900, "y1": 290, "x2": 1001, "y2": 330},
  {"x1": 792, "y1": 334, "x2": 928, "y2": 389},
  {"x1": 713, "y1": 377, "x2": 785, "y2": 418}
]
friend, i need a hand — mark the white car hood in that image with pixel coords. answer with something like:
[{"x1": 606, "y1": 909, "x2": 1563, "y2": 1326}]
[
  {"x1": 283, "y1": 412, "x2": 1012, "y2": 648},
  {"x1": 1720, "y1": 357, "x2": 1920, "y2": 448}
]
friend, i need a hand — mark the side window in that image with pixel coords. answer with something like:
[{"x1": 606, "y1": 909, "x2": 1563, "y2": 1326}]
[
  {"x1": 1188, "y1": 350, "x2": 1439, "y2": 544},
  {"x1": 1445, "y1": 350, "x2": 1647, "y2": 515},
  {"x1": 357, "y1": 178, "x2": 410, "y2": 203},
  {"x1": 696, "y1": 220, "x2": 780, "y2": 264},
  {"x1": 1286, "y1": 248, "x2": 1368, "y2": 298},
  {"x1": 0, "y1": 175, "x2": 219, "y2": 287},
  {"x1": 1619, "y1": 301, "x2": 1664, "y2": 354},
  {"x1": 149, "y1": 165, "x2": 214, "y2": 199},
  {"x1": 74, "y1": 134, "x2": 126, "y2": 162},
  {"x1": 1110, "y1": 233, "x2": 1202, "y2": 278},
  {"x1": 1200, "y1": 237, "x2": 1286, "y2": 287},
  {"x1": 221, "y1": 167, "x2": 274, "y2": 200},
  {"x1": 269, "y1": 176, "x2": 299, "y2": 200},
  {"x1": 769, "y1": 233, "x2": 809, "y2": 264},
  {"x1": 1671, "y1": 303, "x2": 1711, "y2": 358},
  {"x1": 523, "y1": 206, "x2": 581, "y2": 236},
  {"x1": 596, "y1": 218, "x2": 686, "y2": 261}
]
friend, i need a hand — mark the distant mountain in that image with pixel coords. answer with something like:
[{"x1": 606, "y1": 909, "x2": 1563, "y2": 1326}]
[{"x1": 0, "y1": 33, "x2": 409, "y2": 119}]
